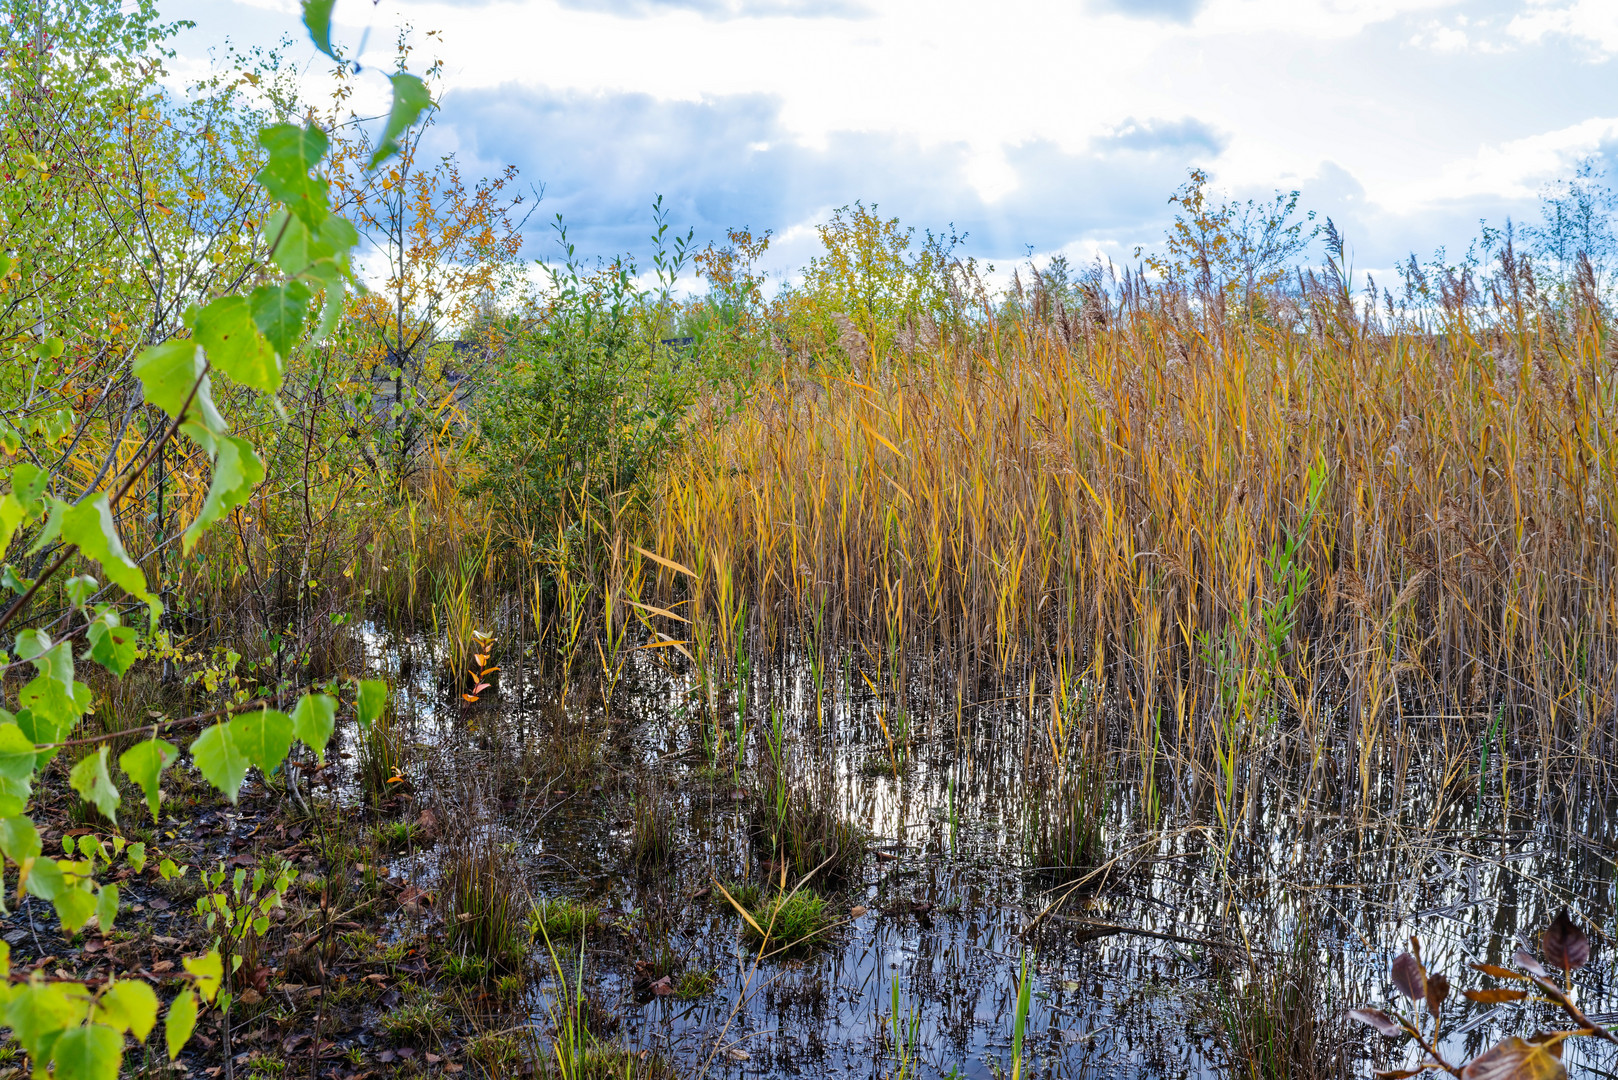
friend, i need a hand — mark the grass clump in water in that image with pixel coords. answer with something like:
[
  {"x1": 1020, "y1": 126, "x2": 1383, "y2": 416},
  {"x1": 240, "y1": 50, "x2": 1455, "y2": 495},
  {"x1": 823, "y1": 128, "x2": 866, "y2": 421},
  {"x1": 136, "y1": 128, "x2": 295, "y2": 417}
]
[
  {"x1": 629, "y1": 793, "x2": 675, "y2": 867},
  {"x1": 531, "y1": 896, "x2": 600, "y2": 940},
  {"x1": 673, "y1": 967, "x2": 717, "y2": 1000},
  {"x1": 750, "y1": 774, "x2": 867, "y2": 889},
  {"x1": 444, "y1": 841, "x2": 531, "y2": 971},
  {"x1": 378, "y1": 984, "x2": 451, "y2": 1045},
  {"x1": 1213, "y1": 916, "x2": 1355, "y2": 1080},
  {"x1": 1027, "y1": 757, "x2": 1107, "y2": 884},
  {"x1": 719, "y1": 883, "x2": 835, "y2": 953}
]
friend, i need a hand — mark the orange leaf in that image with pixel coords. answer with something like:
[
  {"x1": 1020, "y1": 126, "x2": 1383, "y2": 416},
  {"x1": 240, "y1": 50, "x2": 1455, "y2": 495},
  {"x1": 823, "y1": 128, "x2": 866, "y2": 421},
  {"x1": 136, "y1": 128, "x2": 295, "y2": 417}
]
[{"x1": 1462, "y1": 988, "x2": 1530, "y2": 1004}]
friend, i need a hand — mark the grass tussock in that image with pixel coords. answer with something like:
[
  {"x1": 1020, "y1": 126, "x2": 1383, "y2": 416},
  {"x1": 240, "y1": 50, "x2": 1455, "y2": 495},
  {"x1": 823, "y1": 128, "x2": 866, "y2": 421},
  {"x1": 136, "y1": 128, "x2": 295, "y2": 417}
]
[
  {"x1": 629, "y1": 793, "x2": 675, "y2": 868},
  {"x1": 750, "y1": 773, "x2": 867, "y2": 890},
  {"x1": 1214, "y1": 916, "x2": 1357, "y2": 1080},
  {"x1": 1029, "y1": 755, "x2": 1108, "y2": 883},
  {"x1": 531, "y1": 897, "x2": 601, "y2": 941},
  {"x1": 443, "y1": 839, "x2": 531, "y2": 971},
  {"x1": 719, "y1": 883, "x2": 835, "y2": 953}
]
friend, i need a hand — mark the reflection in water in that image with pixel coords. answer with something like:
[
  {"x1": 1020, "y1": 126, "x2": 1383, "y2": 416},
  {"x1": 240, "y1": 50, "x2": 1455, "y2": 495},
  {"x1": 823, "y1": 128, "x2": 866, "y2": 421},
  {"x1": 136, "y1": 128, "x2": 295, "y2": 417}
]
[{"x1": 352, "y1": 619, "x2": 1618, "y2": 1078}]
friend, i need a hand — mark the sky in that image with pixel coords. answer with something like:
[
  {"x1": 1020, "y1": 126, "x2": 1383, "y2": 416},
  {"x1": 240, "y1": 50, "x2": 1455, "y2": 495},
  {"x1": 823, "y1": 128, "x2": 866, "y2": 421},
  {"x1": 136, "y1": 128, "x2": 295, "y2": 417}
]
[{"x1": 162, "y1": 0, "x2": 1618, "y2": 287}]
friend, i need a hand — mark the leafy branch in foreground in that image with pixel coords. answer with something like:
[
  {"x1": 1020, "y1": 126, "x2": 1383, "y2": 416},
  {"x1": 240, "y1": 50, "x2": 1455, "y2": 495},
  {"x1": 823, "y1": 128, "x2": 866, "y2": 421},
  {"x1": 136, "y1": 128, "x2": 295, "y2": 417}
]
[
  {"x1": 1350, "y1": 909, "x2": 1614, "y2": 1079},
  {"x1": 0, "y1": 3, "x2": 427, "y2": 1079}
]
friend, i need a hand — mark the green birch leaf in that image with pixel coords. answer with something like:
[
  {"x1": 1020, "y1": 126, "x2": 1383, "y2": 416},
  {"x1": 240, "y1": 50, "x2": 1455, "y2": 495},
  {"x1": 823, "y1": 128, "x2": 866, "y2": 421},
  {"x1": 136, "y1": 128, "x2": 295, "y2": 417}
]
[
  {"x1": 25, "y1": 495, "x2": 65, "y2": 556},
  {"x1": 0, "y1": 814, "x2": 41, "y2": 862},
  {"x1": 22, "y1": 851, "x2": 65, "y2": 899},
  {"x1": 6, "y1": 981, "x2": 86, "y2": 1058},
  {"x1": 257, "y1": 124, "x2": 330, "y2": 228},
  {"x1": 86, "y1": 619, "x2": 136, "y2": 677},
  {"x1": 302, "y1": 0, "x2": 338, "y2": 59},
  {"x1": 227, "y1": 708, "x2": 293, "y2": 777},
  {"x1": 368, "y1": 72, "x2": 433, "y2": 170},
  {"x1": 95, "y1": 883, "x2": 118, "y2": 934},
  {"x1": 183, "y1": 949, "x2": 223, "y2": 1004},
  {"x1": 190, "y1": 723, "x2": 248, "y2": 803},
  {"x1": 68, "y1": 747, "x2": 119, "y2": 824},
  {"x1": 62, "y1": 496, "x2": 149, "y2": 603},
  {"x1": 51, "y1": 1021, "x2": 123, "y2": 1080},
  {"x1": 0, "y1": 492, "x2": 27, "y2": 556},
  {"x1": 188, "y1": 296, "x2": 280, "y2": 394},
  {"x1": 164, "y1": 989, "x2": 197, "y2": 1060},
  {"x1": 63, "y1": 575, "x2": 97, "y2": 608},
  {"x1": 131, "y1": 340, "x2": 228, "y2": 437},
  {"x1": 52, "y1": 881, "x2": 98, "y2": 933},
  {"x1": 289, "y1": 693, "x2": 336, "y2": 763},
  {"x1": 357, "y1": 679, "x2": 387, "y2": 730},
  {"x1": 249, "y1": 279, "x2": 313, "y2": 357},
  {"x1": 0, "y1": 723, "x2": 36, "y2": 816},
  {"x1": 10, "y1": 462, "x2": 47, "y2": 512},
  {"x1": 182, "y1": 437, "x2": 264, "y2": 553},
  {"x1": 18, "y1": 640, "x2": 91, "y2": 741},
  {"x1": 95, "y1": 979, "x2": 157, "y2": 1042},
  {"x1": 264, "y1": 208, "x2": 313, "y2": 276},
  {"x1": 118, "y1": 739, "x2": 177, "y2": 822}
]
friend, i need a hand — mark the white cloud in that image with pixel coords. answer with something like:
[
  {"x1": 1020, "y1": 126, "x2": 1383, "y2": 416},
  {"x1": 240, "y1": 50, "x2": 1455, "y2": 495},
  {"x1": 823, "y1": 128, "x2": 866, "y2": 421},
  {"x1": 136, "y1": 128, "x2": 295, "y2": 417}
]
[
  {"x1": 162, "y1": 0, "x2": 1618, "y2": 268},
  {"x1": 1510, "y1": 0, "x2": 1618, "y2": 56}
]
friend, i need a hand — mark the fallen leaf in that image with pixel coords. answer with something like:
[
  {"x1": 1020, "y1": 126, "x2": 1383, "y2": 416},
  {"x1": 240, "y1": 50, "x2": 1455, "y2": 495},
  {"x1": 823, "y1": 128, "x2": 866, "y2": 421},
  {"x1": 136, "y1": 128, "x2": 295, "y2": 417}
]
[
  {"x1": 850, "y1": 905, "x2": 868, "y2": 918},
  {"x1": 726, "y1": 1049, "x2": 750, "y2": 1062}
]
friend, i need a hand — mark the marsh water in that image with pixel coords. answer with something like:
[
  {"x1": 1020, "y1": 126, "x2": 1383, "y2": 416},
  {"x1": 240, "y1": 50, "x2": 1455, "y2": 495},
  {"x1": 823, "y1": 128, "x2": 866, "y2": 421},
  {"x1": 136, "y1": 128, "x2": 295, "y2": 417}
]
[{"x1": 344, "y1": 616, "x2": 1618, "y2": 1079}]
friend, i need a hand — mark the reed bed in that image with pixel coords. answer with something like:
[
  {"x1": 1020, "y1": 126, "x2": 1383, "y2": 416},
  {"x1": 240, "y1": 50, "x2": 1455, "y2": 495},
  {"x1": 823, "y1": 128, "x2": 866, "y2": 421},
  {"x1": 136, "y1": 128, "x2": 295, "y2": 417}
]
[{"x1": 643, "y1": 288, "x2": 1618, "y2": 823}]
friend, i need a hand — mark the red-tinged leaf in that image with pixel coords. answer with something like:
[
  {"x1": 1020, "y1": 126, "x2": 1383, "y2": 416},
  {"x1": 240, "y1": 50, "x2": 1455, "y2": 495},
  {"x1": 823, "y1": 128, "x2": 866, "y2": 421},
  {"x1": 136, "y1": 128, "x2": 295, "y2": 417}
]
[
  {"x1": 1459, "y1": 1036, "x2": 1566, "y2": 1080},
  {"x1": 1393, "y1": 952, "x2": 1427, "y2": 1002},
  {"x1": 1514, "y1": 948, "x2": 1549, "y2": 978},
  {"x1": 1374, "y1": 1071, "x2": 1424, "y2": 1079},
  {"x1": 471, "y1": 683, "x2": 490, "y2": 694},
  {"x1": 1348, "y1": 1008, "x2": 1405, "y2": 1038},
  {"x1": 1541, "y1": 909, "x2": 1590, "y2": 975},
  {"x1": 1427, "y1": 972, "x2": 1450, "y2": 1016},
  {"x1": 1471, "y1": 963, "x2": 1528, "y2": 982},
  {"x1": 1463, "y1": 988, "x2": 1530, "y2": 1004},
  {"x1": 473, "y1": 654, "x2": 488, "y2": 667}
]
